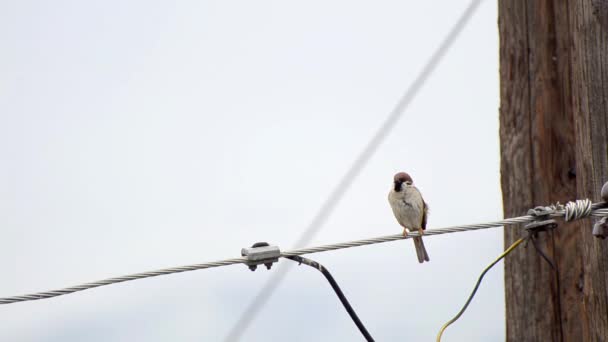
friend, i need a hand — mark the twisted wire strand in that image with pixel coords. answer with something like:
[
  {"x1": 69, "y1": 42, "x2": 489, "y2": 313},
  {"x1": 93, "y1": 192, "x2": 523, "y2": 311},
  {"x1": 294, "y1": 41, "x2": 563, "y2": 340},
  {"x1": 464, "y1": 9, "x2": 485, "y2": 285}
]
[
  {"x1": 0, "y1": 258, "x2": 246, "y2": 305},
  {"x1": 1, "y1": 200, "x2": 604, "y2": 305}
]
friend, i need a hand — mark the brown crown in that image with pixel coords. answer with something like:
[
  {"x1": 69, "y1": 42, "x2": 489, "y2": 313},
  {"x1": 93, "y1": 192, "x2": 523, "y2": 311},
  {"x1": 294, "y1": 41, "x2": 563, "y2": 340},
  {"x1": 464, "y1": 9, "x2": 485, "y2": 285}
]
[{"x1": 393, "y1": 172, "x2": 413, "y2": 184}]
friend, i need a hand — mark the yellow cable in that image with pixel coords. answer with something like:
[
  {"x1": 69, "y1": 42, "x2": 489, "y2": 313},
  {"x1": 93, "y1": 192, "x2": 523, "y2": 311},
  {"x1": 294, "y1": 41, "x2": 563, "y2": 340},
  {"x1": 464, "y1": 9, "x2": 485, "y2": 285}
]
[{"x1": 436, "y1": 237, "x2": 525, "y2": 342}]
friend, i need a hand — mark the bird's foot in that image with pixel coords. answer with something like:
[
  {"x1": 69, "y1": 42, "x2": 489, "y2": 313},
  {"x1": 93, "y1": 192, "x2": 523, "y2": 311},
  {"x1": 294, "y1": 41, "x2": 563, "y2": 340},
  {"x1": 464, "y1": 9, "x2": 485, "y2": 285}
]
[
  {"x1": 402, "y1": 228, "x2": 409, "y2": 237},
  {"x1": 418, "y1": 227, "x2": 424, "y2": 236}
]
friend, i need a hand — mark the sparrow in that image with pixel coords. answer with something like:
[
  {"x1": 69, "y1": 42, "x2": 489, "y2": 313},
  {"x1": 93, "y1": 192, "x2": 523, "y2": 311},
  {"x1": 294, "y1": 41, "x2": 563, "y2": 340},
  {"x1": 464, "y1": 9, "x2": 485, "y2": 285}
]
[{"x1": 388, "y1": 172, "x2": 430, "y2": 263}]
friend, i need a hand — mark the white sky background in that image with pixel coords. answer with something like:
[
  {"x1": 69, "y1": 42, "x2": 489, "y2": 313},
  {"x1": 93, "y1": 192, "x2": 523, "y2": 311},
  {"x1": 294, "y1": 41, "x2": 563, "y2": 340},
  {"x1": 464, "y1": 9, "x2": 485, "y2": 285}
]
[{"x1": 0, "y1": 1, "x2": 502, "y2": 341}]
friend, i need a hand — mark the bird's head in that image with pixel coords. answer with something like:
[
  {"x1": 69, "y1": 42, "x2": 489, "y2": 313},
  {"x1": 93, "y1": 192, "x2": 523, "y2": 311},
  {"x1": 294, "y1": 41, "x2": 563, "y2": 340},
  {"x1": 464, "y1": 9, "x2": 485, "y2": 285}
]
[{"x1": 393, "y1": 172, "x2": 413, "y2": 192}]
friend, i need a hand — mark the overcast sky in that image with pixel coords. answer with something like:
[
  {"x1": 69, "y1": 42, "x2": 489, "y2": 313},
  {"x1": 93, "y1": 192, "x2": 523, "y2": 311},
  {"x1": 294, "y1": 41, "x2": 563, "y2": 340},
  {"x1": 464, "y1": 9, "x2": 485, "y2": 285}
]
[{"x1": 0, "y1": 1, "x2": 502, "y2": 341}]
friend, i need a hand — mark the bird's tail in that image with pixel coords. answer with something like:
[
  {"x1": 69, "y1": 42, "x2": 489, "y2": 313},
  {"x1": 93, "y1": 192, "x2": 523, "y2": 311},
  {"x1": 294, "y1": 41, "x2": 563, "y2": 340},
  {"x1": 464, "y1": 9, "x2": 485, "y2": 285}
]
[{"x1": 413, "y1": 237, "x2": 430, "y2": 263}]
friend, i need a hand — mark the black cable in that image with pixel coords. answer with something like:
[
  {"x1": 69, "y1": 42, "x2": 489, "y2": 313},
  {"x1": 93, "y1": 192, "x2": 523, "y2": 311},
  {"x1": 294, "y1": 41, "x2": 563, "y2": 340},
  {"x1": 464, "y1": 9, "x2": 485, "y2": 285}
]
[
  {"x1": 286, "y1": 256, "x2": 374, "y2": 342},
  {"x1": 529, "y1": 233, "x2": 564, "y2": 341},
  {"x1": 529, "y1": 235, "x2": 557, "y2": 271}
]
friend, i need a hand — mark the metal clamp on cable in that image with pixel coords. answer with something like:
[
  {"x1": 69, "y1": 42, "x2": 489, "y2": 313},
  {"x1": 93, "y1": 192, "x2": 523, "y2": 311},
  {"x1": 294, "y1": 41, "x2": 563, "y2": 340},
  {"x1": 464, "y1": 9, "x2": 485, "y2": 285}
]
[
  {"x1": 527, "y1": 206, "x2": 556, "y2": 219},
  {"x1": 241, "y1": 242, "x2": 281, "y2": 271},
  {"x1": 526, "y1": 206, "x2": 558, "y2": 236},
  {"x1": 524, "y1": 219, "x2": 558, "y2": 235}
]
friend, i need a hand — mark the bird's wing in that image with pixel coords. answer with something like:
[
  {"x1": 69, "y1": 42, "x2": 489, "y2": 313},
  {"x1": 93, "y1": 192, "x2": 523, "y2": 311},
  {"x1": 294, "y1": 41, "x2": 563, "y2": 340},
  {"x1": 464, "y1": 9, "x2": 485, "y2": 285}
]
[{"x1": 421, "y1": 200, "x2": 429, "y2": 230}]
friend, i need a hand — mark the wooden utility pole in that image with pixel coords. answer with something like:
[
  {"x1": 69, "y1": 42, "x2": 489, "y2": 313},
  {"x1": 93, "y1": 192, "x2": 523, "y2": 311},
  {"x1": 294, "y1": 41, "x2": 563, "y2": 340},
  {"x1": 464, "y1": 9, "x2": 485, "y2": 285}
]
[{"x1": 499, "y1": 1, "x2": 608, "y2": 341}]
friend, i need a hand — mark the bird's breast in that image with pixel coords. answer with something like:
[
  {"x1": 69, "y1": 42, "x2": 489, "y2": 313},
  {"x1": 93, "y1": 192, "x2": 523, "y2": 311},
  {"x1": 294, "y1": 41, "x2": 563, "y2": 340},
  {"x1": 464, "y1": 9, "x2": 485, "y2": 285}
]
[{"x1": 388, "y1": 188, "x2": 424, "y2": 229}]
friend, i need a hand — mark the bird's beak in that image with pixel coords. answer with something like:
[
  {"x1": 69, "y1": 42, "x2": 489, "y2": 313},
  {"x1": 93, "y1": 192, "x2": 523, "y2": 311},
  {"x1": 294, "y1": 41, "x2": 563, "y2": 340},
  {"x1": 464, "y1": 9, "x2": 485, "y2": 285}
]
[{"x1": 394, "y1": 181, "x2": 401, "y2": 192}]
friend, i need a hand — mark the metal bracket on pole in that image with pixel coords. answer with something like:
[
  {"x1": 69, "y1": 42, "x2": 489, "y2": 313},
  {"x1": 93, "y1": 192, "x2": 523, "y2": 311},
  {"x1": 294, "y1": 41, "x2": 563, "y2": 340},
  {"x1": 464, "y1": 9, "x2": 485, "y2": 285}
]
[{"x1": 593, "y1": 217, "x2": 608, "y2": 239}]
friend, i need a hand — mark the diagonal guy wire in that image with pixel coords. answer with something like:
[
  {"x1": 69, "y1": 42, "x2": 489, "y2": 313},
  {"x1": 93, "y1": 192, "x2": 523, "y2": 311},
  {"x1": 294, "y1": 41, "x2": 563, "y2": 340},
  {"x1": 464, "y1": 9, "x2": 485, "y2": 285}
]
[{"x1": 223, "y1": 0, "x2": 485, "y2": 340}]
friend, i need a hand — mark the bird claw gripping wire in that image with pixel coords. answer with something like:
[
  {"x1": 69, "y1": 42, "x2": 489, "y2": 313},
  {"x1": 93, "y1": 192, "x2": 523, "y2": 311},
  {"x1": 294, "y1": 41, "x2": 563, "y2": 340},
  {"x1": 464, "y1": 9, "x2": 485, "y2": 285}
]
[{"x1": 241, "y1": 242, "x2": 281, "y2": 271}]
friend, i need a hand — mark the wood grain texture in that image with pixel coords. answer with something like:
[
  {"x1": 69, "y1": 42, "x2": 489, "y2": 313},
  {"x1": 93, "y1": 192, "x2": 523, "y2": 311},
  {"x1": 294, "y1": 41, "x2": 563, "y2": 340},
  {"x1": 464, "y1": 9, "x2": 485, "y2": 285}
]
[
  {"x1": 498, "y1": 1, "x2": 537, "y2": 339},
  {"x1": 570, "y1": 2, "x2": 608, "y2": 341},
  {"x1": 500, "y1": 0, "x2": 608, "y2": 340}
]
